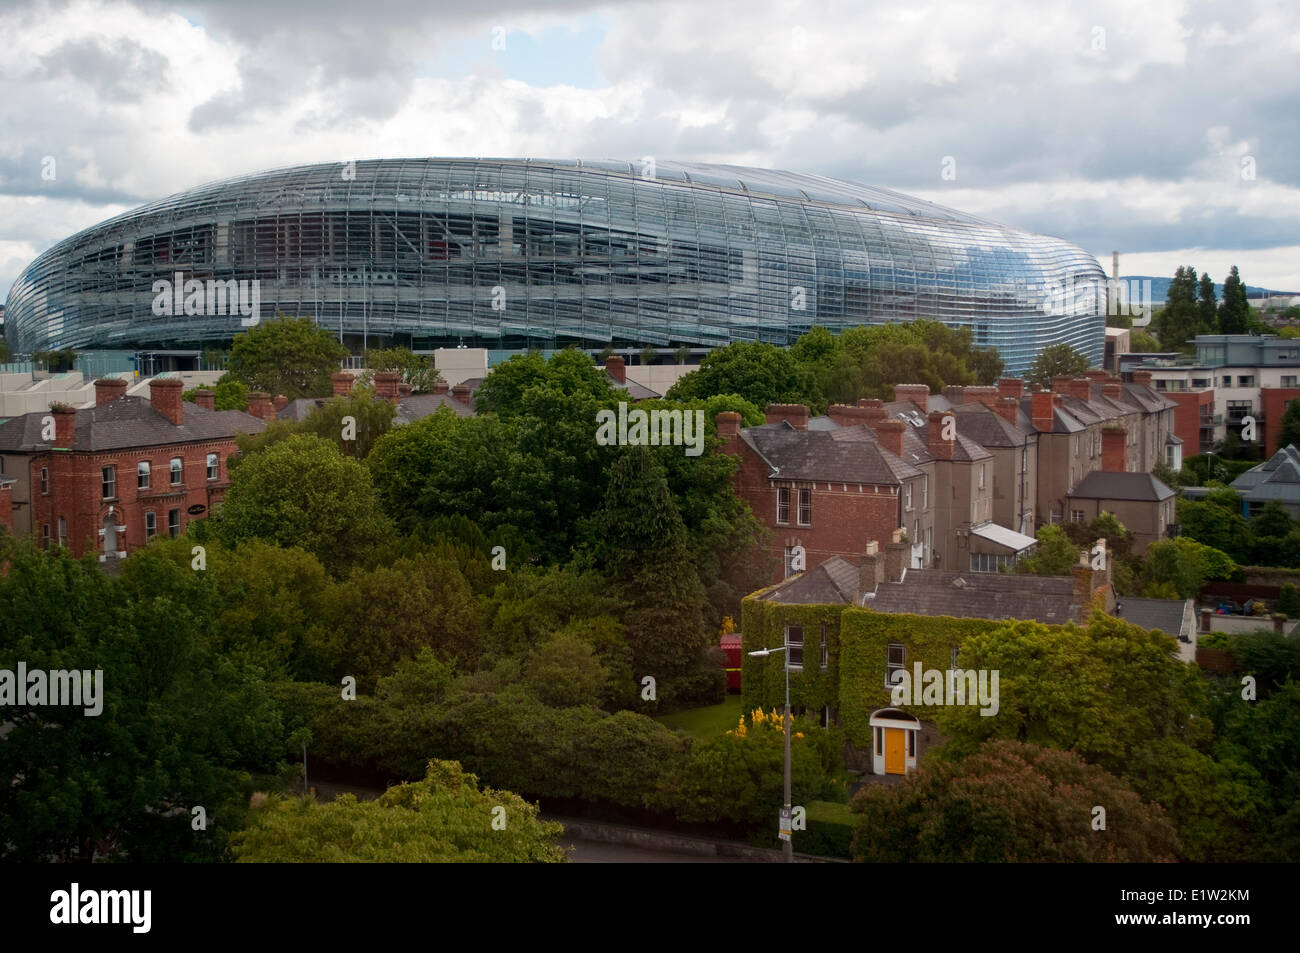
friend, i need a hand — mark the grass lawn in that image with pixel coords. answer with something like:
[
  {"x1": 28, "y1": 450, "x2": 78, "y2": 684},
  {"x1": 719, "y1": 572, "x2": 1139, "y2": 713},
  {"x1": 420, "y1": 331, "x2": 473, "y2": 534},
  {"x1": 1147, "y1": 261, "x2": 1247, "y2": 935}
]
[{"x1": 656, "y1": 695, "x2": 745, "y2": 739}]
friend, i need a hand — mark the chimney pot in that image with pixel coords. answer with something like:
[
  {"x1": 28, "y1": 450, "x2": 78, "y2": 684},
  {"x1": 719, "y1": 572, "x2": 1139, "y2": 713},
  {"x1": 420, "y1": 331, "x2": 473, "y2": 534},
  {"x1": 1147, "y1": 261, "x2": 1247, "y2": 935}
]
[
  {"x1": 826, "y1": 404, "x2": 872, "y2": 427},
  {"x1": 1132, "y1": 370, "x2": 1153, "y2": 388},
  {"x1": 195, "y1": 388, "x2": 216, "y2": 412},
  {"x1": 715, "y1": 411, "x2": 742, "y2": 442},
  {"x1": 997, "y1": 378, "x2": 1024, "y2": 399},
  {"x1": 148, "y1": 377, "x2": 185, "y2": 425},
  {"x1": 373, "y1": 371, "x2": 401, "y2": 404},
  {"x1": 764, "y1": 404, "x2": 809, "y2": 431},
  {"x1": 995, "y1": 395, "x2": 1019, "y2": 425},
  {"x1": 872, "y1": 418, "x2": 906, "y2": 457},
  {"x1": 246, "y1": 391, "x2": 273, "y2": 420},
  {"x1": 884, "y1": 536, "x2": 908, "y2": 583},
  {"x1": 94, "y1": 377, "x2": 128, "y2": 407},
  {"x1": 605, "y1": 355, "x2": 627, "y2": 384},
  {"x1": 52, "y1": 405, "x2": 78, "y2": 448},
  {"x1": 1032, "y1": 391, "x2": 1055, "y2": 432},
  {"x1": 856, "y1": 398, "x2": 886, "y2": 420},
  {"x1": 892, "y1": 384, "x2": 929, "y2": 412},
  {"x1": 433, "y1": 379, "x2": 449, "y2": 395}
]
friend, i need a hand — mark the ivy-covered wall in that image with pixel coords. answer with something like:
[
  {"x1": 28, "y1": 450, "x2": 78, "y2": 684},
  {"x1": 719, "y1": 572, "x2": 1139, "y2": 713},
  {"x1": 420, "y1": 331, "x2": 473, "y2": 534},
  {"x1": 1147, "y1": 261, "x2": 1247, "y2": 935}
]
[{"x1": 740, "y1": 596, "x2": 841, "y2": 716}]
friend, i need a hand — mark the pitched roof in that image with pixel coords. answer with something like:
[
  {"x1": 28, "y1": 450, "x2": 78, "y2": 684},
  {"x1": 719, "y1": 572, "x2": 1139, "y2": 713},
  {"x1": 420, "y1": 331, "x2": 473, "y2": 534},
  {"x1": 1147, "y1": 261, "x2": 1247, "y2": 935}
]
[
  {"x1": 866, "y1": 568, "x2": 1081, "y2": 624},
  {"x1": 395, "y1": 393, "x2": 476, "y2": 423},
  {"x1": 755, "y1": 557, "x2": 861, "y2": 604},
  {"x1": 1231, "y1": 445, "x2": 1300, "y2": 501},
  {"x1": 949, "y1": 403, "x2": 1032, "y2": 448},
  {"x1": 1118, "y1": 597, "x2": 1193, "y2": 636},
  {"x1": 740, "y1": 421, "x2": 922, "y2": 484},
  {"x1": 0, "y1": 397, "x2": 265, "y2": 452},
  {"x1": 1068, "y1": 470, "x2": 1175, "y2": 502}
]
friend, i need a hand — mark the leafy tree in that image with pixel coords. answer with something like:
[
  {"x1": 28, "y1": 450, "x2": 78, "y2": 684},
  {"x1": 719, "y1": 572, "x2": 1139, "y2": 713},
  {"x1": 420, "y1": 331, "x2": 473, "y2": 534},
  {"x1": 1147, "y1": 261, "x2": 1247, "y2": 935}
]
[
  {"x1": 214, "y1": 433, "x2": 394, "y2": 574},
  {"x1": 364, "y1": 346, "x2": 441, "y2": 393},
  {"x1": 1249, "y1": 500, "x2": 1292, "y2": 539},
  {"x1": 850, "y1": 739, "x2": 1181, "y2": 862},
  {"x1": 33, "y1": 348, "x2": 77, "y2": 372},
  {"x1": 226, "y1": 315, "x2": 350, "y2": 399},
  {"x1": 820, "y1": 320, "x2": 1000, "y2": 405},
  {"x1": 474, "y1": 348, "x2": 615, "y2": 419},
  {"x1": 1142, "y1": 537, "x2": 1237, "y2": 598},
  {"x1": 1011, "y1": 524, "x2": 1079, "y2": 576},
  {"x1": 674, "y1": 344, "x2": 692, "y2": 365},
  {"x1": 299, "y1": 385, "x2": 396, "y2": 459},
  {"x1": 1198, "y1": 271, "x2": 1219, "y2": 331},
  {"x1": 1218, "y1": 266, "x2": 1251, "y2": 335},
  {"x1": 1281, "y1": 399, "x2": 1300, "y2": 450},
  {"x1": 522, "y1": 631, "x2": 610, "y2": 708},
  {"x1": 1130, "y1": 330, "x2": 1161, "y2": 352},
  {"x1": 231, "y1": 760, "x2": 565, "y2": 862},
  {"x1": 1175, "y1": 494, "x2": 1250, "y2": 563},
  {"x1": 1155, "y1": 266, "x2": 1208, "y2": 351},
  {"x1": 1278, "y1": 582, "x2": 1300, "y2": 618},
  {"x1": 1024, "y1": 342, "x2": 1092, "y2": 388},
  {"x1": 667, "y1": 340, "x2": 811, "y2": 409}
]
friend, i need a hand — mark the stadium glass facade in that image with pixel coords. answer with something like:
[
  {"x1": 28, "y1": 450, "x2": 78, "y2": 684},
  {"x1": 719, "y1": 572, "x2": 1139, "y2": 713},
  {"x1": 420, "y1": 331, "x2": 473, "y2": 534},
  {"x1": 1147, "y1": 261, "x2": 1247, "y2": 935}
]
[{"x1": 4, "y1": 158, "x2": 1106, "y2": 372}]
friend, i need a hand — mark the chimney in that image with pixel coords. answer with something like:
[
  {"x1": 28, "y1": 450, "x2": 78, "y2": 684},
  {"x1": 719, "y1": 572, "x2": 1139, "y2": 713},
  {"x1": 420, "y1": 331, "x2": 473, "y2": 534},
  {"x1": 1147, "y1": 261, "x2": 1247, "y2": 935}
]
[
  {"x1": 1052, "y1": 377, "x2": 1075, "y2": 397},
  {"x1": 451, "y1": 384, "x2": 472, "y2": 406},
  {"x1": 1102, "y1": 425, "x2": 1128, "y2": 472},
  {"x1": 246, "y1": 391, "x2": 273, "y2": 420},
  {"x1": 1072, "y1": 540, "x2": 1113, "y2": 618},
  {"x1": 1102, "y1": 382, "x2": 1124, "y2": 403},
  {"x1": 873, "y1": 419, "x2": 905, "y2": 457},
  {"x1": 941, "y1": 385, "x2": 966, "y2": 405},
  {"x1": 1032, "y1": 391, "x2": 1055, "y2": 432},
  {"x1": 966, "y1": 386, "x2": 998, "y2": 409},
  {"x1": 856, "y1": 398, "x2": 887, "y2": 421},
  {"x1": 272, "y1": 394, "x2": 288, "y2": 412},
  {"x1": 194, "y1": 389, "x2": 216, "y2": 412},
  {"x1": 859, "y1": 540, "x2": 884, "y2": 594},
  {"x1": 715, "y1": 411, "x2": 742, "y2": 448},
  {"x1": 1068, "y1": 378, "x2": 1092, "y2": 401},
  {"x1": 927, "y1": 410, "x2": 955, "y2": 460},
  {"x1": 373, "y1": 371, "x2": 401, "y2": 404},
  {"x1": 996, "y1": 395, "x2": 1019, "y2": 425},
  {"x1": 893, "y1": 384, "x2": 929, "y2": 412},
  {"x1": 1132, "y1": 370, "x2": 1153, "y2": 388},
  {"x1": 331, "y1": 371, "x2": 354, "y2": 397},
  {"x1": 997, "y1": 378, "x2": 1024, "y2": 399},
  {"x1": 397, "y1": 382, "x2": 413, "y2": 399},
  {"x1": 52, "y1": 405, "x2": 77, "y2": 448},
  {"x1": 149, "y1": 377, "x2": 184, "y2": 426},
  {"x1": 764, "y1": 404, "x2": 809, "y2": 431},
  {"x1": 433, "y1": 379, "x2": 449, "y2": 395},
  {"x1": 884, "y1": 530, "x2": 908, "y2": 583},
  {"x1": 1085, "y1": 369, "x2": 1109, "y2": 382},
  {"x1": 94, "y1": 377, "x2": 128, "y2": 406},
  {"x1": 1028, "y1": 382, "x2": 1044, "y2": 394},
  {"x1": 605, "y1": 355, "x2": 627, "y2": 385},
  {"x1": 0, "y1": 481, "x2": 11, "y2": 535},
  {"x1": 827, "y1": 404, "x2": 872, "y2": 427},
  {"x1": 1053, "y1": 394, "x2": 1066, "y2": 410}
]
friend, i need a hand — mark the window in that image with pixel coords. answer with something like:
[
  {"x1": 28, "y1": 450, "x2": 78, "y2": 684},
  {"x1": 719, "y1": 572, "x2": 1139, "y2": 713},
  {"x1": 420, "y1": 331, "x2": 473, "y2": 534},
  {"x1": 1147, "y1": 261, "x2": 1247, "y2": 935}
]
[
  {"x1": 925, "y1": 526, "x2": 932, "y2": 560},
  {"x1": 950, "y1": 645, "x2": 959, "y2": 671},
  {"x1": 776, "y1": 487, "x2": 790, "y2": 525},
  {"x1": 42, "y1": 524, "x2": 50, "y2": 550},
  {"x1": 1071, "y1": 509, "x2": 1086, "y2": 522},
  {"x1": 1284, "y1": 376, "x2": 1298, "y2": 388},
  {"x1": 904, "y1": 483, "x2": 913, "y2": 510},
  {"x1": 785, "y1": 624, "x2": 804, "y2": 669},
  {"x1": 1238, "y1": 376, "x2": 1255, "y2": 388},
  {"x1": 886, "y1": 643, "x2": 905, "y2": 687},
  {"x1": 168, "y1": 508, "x2": 180, "y2": 538},
  {"x1": 40, "y1": 467, "x2": 49, "y2": 494},
  {"x1": 137, "y1": 461, "x2": 150, "y2": 490},
  {"x1": 970, "y1": 552, "x2": 1013, "y2": 572},
  {"x1": 820, "y1": 623, "x2": 828, "y2": 670},
  {"x1": 101, "y1": 466, "x2": 115, "y2": 500},
  {"x1": 978, "y1": 463, "x2": 986, "y2": 489},
  {"x1": 170, "y1": 457, "x2": 183, "y2": 485},
  {"x1": 875, "y1": 727, "x2": 884, "y2": 756},
  {"x1": 206, "y1": 453, "x2": 219, "y2": 481},
  {"x1": 922, "y1": 474, "x2": 929, "y2": 510},
  {"x1": 57, "y1": 517, "x2": 66, "y2": 548},
  {"x1": 797, "y1": 487, "x2": 811, "y2": 526},
  {"x1": 145, "y1": 511, "x2": 157, "y2": 538},
  {"x1": 907, "y1": 730, "x2": 916, "y2": 758}
]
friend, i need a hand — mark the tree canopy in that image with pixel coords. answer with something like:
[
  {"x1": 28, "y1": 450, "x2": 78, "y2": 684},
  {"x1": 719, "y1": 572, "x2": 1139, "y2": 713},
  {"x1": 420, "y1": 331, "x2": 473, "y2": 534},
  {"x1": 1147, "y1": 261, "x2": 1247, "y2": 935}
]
[
  {"x1": 226, "y1": 315, "x2": 350, "y2": 399},
  {"x1": 1024, "y1": 342, "x2": 1092, "y2": 387}
]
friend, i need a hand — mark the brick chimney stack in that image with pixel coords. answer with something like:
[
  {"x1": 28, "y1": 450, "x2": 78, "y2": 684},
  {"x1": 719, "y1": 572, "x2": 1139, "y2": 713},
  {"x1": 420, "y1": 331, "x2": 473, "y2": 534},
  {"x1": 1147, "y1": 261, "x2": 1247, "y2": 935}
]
[
  {"x1": 94, "y1": 378, "x2": 128, "y2": 406},
  {"x1": 996, "y1": 395, "x2": 1019, "y2": 425},
  {"x1": 1032, "y1": 391, "x2": 1055, "y2": 432},
  {"x1": 149, "y1": 377, "x2": 184, "y2": 426},
  {"x1": 52, "y1": 405, "x2": 77, "y2": 448},
  {"x1": 605, "y1": 355, "x2": 627, "y2": 384},
  {"x1": 195, "y1": 389, "x2": 216, "y2": 412},
  {"x1": 893, "y1": 384, "x2": 929, "y2": 411},
  {"x1": 331, "y1": 371, "x2": 354, "y2": 397},
  {"x1": 715, "y1": 411, "x2": 742, "y2": 449},
  {"x1": 451, "y1": 384, "x2": 472, "y2": 406},
  {"x1": 927, "y1": 410, "x2": 955, "y2": 460},
  {"x1": 272, "y1": 394, "x2": 288, "y2": 412},
  {"x1": 941, "y1": 385, "x2": 967, "y2": 405},
  {"x1": 1085, "y1": 369, "x2": 1109, "y2": 382},
  {"x1": 859, "y1": 540, "x2": 884, "y2": 594},
  {"x1": 1102, "y1": 425, "x2": 1128, "y2": 472},
  {"x1": 1052, "y1": 377, "x2": 1074, "y2": 397},
  {"x1": 1132, "y1": 370, "x2": 1154, "y2": 388},
  {"x1": 0, "y1": 482, "x2": 12, "y2": 535},
  {"x1": 1068, "y1": 378, "x2": 1092, "y2": 401},
  {"x1": 856, "y1": 398, "x2": 887, "y2": 421},
  {"x1": 764, "y1": 404, "x2": 809, "y2": 431},
  {"x1": 246, "y1": 391, "x2": 273, "y2": 420},
  {"x1": 1072, "y1": 539, "x2": 1114, "y2": 618},
  {"x1": 997, "y1": 378, "x2": 1024, "y2": 399},
  {"x1": 827, "y1": 404, "x2": 872, "y2": 427},
  {"x1": 433, "y1": 379, "x2": 449, "y2": 395},
  {"x1": 873, "y1": 419, "x2": 905, "y2": 457},
  {"x1": 1102, "y1": 382, "x2": 1124, "y2": 402},
  {"x1": 885, "y1": 529, "x2": 909, "y2": 583},
  {"x1": 373, "y1": 371, "x2": 401, "y2": 404},
  {"x1": 966, "y1": 386, "x2": 998, "y2": 409}
]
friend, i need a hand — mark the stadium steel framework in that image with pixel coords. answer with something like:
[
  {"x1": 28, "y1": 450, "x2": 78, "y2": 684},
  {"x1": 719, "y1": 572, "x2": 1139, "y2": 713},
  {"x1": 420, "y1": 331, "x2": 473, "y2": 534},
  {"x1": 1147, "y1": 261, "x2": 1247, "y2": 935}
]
[{"x1": 4, "y1": 158, "x2": 1106, "y2": 371}]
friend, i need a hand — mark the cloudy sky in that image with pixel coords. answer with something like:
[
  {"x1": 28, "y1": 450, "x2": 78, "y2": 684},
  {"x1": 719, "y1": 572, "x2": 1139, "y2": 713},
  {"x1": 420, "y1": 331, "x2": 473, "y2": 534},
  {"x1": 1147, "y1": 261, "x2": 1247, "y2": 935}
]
[{"x1": 1, "y1": 0, "x2": 1298, "y2": 303}]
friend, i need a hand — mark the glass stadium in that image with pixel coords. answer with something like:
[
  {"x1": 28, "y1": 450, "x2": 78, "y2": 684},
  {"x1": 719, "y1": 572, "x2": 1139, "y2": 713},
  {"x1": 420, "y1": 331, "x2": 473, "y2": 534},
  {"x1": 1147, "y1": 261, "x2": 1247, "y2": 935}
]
[{"x1": 3, "y1": 158, "x2": 1106, "y2": 372}]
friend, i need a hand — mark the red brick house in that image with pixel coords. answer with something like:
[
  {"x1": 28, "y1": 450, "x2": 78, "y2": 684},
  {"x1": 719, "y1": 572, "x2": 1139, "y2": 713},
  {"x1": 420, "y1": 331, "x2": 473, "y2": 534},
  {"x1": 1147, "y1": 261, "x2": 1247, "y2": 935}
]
[{"x1": 0, "y1": 377, "x2": 266, "y2": 561}]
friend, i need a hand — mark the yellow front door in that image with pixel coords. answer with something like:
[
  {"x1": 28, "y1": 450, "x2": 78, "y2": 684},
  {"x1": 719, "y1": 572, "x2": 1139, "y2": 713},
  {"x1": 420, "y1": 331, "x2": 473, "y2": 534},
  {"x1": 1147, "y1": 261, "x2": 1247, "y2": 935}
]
[{"x1": 884, "y1": 728, "x2": 906, "y2": 775}]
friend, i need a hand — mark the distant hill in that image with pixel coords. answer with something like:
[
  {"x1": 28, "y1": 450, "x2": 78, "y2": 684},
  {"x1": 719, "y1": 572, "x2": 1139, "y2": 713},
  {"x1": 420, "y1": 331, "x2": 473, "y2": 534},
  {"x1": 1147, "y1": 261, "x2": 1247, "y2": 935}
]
[{"x1": 1122, "y1": 276, "x2": 1300, "y2": 303}]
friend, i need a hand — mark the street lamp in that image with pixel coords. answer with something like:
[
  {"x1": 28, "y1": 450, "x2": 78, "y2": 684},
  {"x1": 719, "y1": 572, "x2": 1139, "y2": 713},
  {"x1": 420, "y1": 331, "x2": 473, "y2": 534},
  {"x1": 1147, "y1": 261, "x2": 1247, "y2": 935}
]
[{"x1": 748, "y1": 645, "x2": 793, "y2": 863}]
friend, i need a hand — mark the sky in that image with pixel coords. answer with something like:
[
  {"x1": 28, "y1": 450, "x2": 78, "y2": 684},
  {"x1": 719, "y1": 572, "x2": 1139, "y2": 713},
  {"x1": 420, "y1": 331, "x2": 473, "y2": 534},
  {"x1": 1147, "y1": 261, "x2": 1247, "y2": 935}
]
[{"x1": 1, "y1": 0, "x2": 1298, "y2": 304}]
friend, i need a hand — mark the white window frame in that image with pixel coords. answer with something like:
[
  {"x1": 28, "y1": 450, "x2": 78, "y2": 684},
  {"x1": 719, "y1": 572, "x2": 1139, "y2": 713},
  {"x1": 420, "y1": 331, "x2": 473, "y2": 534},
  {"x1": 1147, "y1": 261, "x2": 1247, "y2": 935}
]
[
  {"x1": 170, "y1": 457, "x2": 183, "y2": 486},
  {"x1": 145, "y1": 510, "x2": 157, "y2": 539},
  {"x1": 904, "y1": 483, "x2": 913, "y2": 511},
  {"x1": 797, "y1": 487, "x2": 812, "y2": 526},
  {"x1": 101, "y1": 465, "x2": 115, "y2": 500},
  {"x1": 776, "y1": 486, "x2": 790, "y2": 525},
  {"x1": 137, "y1": 460, "x2": 151, "y2": 490},
  {"x1": 785, "y1": 624, "x2": 804, "y2": 670},
  {"x1": 886, "y1": 642, "x2": 905, "y2": 688},
  {"x1": 57, "y1": 516, "x2": 67, "y2": 548},
  {"x1": 206, "y1": 453, "x2": 219, "y2": 481}
]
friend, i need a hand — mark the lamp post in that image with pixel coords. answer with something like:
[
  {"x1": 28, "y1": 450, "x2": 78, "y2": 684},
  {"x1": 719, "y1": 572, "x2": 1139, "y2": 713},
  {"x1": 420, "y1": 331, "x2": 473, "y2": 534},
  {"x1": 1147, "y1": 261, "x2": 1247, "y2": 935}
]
[{"x1": 748, "y1": 645, "x2": 793, "y2": 863}]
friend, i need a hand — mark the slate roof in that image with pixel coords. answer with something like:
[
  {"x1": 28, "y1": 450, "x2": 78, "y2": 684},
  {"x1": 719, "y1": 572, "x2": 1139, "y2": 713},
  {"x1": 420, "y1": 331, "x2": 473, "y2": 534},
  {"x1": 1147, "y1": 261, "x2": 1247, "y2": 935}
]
[
  {"x1": 1118, "y1": 597, "x2": 1193, "y2": 636},
  {"x1": 881, "y1": 399, "x2": 992, "y2": 462},
  {"x1": 741, "y1": 421, "x2": 923, "y2": 484},
  {"x1": 755, "y1": 556, "x2": 862, "y2": 604},
  {"x1": 275, "y1": 393, "x2": 477, "y2": 425},
  {"x1": 1019, "y1": 395, "x2": 1086, "y2": 433},
  {"x1": 949, "y1": 403, "x2": 1032, "y2": 448},
  {"x1": 1068, "y1": 470, "x2": 1175, "y2": 502},
  {"x1": 864, "y1": 568, "x2": 1082, "y2": 624},
  {"x1": 1229, "y1": 445, "x2": 1300, "y2": 502},
  {"x1": 0, "y1": 396, "x2": 265, "y2": 452}
]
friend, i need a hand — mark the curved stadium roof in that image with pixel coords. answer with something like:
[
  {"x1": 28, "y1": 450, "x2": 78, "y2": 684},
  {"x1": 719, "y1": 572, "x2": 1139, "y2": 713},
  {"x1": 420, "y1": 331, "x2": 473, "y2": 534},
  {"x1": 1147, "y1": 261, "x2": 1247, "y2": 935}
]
[{"x1": 4, "y1": 158, "x2": 1105, "y2": 371}]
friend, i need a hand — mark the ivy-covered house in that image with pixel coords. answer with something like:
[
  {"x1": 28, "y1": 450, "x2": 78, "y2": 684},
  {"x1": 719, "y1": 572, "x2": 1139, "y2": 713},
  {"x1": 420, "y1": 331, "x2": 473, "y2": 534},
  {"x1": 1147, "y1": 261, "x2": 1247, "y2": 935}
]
[{"x1": 740, "y1": 533, "x2": 1114, "y2": 776}]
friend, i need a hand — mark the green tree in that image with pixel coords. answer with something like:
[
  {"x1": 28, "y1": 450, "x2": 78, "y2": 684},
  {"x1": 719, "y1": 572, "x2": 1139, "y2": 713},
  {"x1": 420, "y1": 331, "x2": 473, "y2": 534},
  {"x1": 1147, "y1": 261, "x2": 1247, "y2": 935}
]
[
  {"x1": 1198, "y1": 271, "x2": 1218, "y2": 331},
  {"x1": 364, "y1": 346, "x2": 441, "y2": 393},
  {"x1": 1155, "y1": 266, "x2": 1206, "y2": 351},
  {"x1": 850, "y1": 739, "x2": 1181, "y2": 862},
  {"x1": 822, "y1": 320, "x2": 999, "y2": 405},
  {"x1": 1024, "y1": 342, "x2": 1092, "y2": 388},
  {"x1": 299, "y1": 385, "x2": 396, "y2": 459},
  {"x1": 214, "y1": 433, "x2": 394, "y2": 574},
  {"x1": 1218, "y1": 266, "x2": 1251, "y2": 335},
  {"x1": 231, "y1": 760, "x2": 565, "y2": 862},
  {"x1": 1012, "y1": 524, "x2": 1079, "y2": 576},
  {"x1": 1280, "y1": 399, "x2": 1300, "y2": 450},
  {"x1": 1278, "y1": 582, "x2": 1300, "y2": 618},
  {"x1": 1142, "y1": 537, "x2": 1236, "y2": 598},
  {"x1": 522, "y1": 631, "x2": 610, "y2": 708},
  {"x1": 474, "y1": 348, "x2": 615, "y2": 419},
  {"x1": 226, "y1": 315, "x2": 350, "y2": 400},
  {"x1": 1130, "y1": 329, "x2": 1161, "y2": 352},
  {"x1": 667, "y1": 340, "x2": 811, "y2": 409}
]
